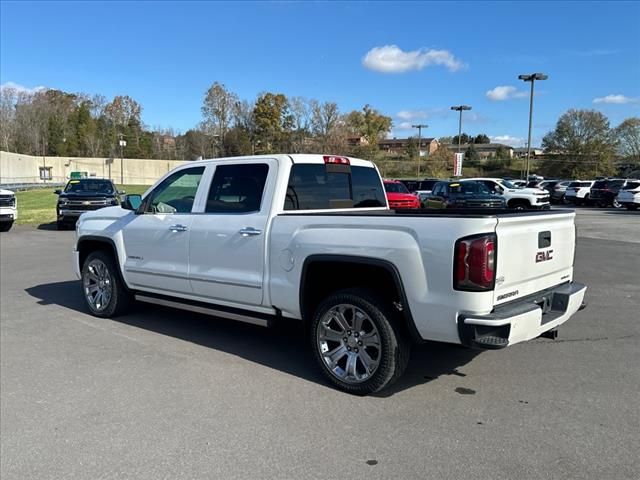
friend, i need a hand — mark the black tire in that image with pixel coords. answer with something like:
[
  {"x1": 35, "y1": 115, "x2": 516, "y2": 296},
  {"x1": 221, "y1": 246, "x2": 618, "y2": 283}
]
[
  {"x1": 509, "y1": 200, "x2": 529, "y2": 210},
  {"x1": 310, "y1": 288, "x2": 411, "y2": 395},
  {"x1": 81, "y1": 250, "x2": 132, "y2": 318},
  {"x1": 0, "y1": 222, "x2": 13, "y2": 232},
  {"x1": 626, "y1": 205, "x2": 638, "y2": 211},
  {"x1": 57, "y1": 221, "x2": 67, "y2": 230}
]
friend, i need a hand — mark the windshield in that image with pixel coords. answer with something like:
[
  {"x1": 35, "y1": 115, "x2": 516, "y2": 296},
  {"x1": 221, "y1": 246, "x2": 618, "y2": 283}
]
[
  {"x1": 384, "y1": 182, "x2": 410, "y2": 194},
  {"x1": 417, "y1": 180, "x2": 438, "y2": 190},
  {"x1": 497, "y1": 179, "x2": 520, "y2": 189},
  {"x1": 450, "y1": 182, "x2": 492, "y2": 195},
  {"x1": 64, "y1": 179, "x2": 114, "y2": 194}
]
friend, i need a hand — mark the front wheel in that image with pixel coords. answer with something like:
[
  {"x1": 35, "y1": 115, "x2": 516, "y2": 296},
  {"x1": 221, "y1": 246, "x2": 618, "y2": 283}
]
[
  {"x1": 510, "y1": 202, "x2": 529, "y2": 211},
  {"x1": 310, "y1": 289, "x2": 411, "y2": 395},
  {"x1": 0, "y1": 222, "x2": 13, "y2": 232},
  {"x1": 81, "y1": 251, "x2": 132, "y2": 318},
  {"x1": 613, "y1": 199, "x2": 623, "y2": 209}
]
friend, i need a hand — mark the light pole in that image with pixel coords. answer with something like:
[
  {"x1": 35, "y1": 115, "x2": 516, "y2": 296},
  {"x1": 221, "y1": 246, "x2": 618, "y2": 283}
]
[
  {"x1": 518, "y1": 73, "x2": 548, "y2": 181},
  {"x1": 412, "y1": 124, "x2": 428, "y2": 177},
  {"x1": 450, "y1": 105, "x2": 472, "y2": 153},
  {"x1": 118, "y1": 134, "x2": 127, "y2": 185}
]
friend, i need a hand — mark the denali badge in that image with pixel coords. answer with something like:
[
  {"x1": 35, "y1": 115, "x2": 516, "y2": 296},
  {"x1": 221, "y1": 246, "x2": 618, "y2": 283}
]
[
  {"x1": 536, "y1": 249, "x2": 553, "y2": 263},
  {"x1": 497, "y1": 290, "x2": 519, "y2": 301}
]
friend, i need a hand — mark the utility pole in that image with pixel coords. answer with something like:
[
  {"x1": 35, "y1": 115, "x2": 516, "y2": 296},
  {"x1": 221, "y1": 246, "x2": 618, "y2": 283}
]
[
  {"x1": 450, "y1": 105, "x2": 472, "y2": 153},
  {"x1": 518, "y1": 73, "x2": 548, "y2": 181},
  {"x1": 118, "y1": 133, "x2": 127, "y2": 185},
  {"x1": 412, "y1": 124, "x2": 428, "y2": 177}
]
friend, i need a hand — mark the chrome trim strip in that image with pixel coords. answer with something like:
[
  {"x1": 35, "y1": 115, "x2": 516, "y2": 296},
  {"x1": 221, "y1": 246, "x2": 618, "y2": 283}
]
[
  {"x1": 125, "y1": 268, "x2": 262, "y2": 289},
  {"x1": 134, "y1": 294, "x2": 269, "y2": 327}
]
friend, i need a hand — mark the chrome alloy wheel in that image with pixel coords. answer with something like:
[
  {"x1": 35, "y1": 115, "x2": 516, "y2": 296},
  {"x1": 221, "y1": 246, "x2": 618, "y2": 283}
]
[
  {"x1": 317, "y1": 304, "x2": 382, "y2": 384},
  {"x1": 83, "y1": 259, "x2": 113, "y2": 312}
]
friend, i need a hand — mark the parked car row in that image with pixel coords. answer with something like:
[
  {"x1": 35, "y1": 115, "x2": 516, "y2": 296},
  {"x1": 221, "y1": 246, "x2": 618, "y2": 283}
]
[
  {"x1": 525, "y1": 177, "x2": 640, "y2": 210},
  {"x1": 390, "y1": 176, "x2": 640, "y2": 212},
  {"x1": 393, "y1": 177, "x2": 549, "y2": 210}
]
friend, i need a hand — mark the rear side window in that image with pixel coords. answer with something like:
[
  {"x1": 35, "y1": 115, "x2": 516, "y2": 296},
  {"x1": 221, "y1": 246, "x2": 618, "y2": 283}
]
[
  {"x1": 206, "y1": 164, "x2": 269, "y2": 213},
  {"x1": 284, "y1": 164, "x2": 385, "y2": 210},
  {"x1": 623, "y1": 181, "x2": 640, "y2": 190},
  {"x1": 592, "y1": 180, "x2": 607, "y2": 189}
]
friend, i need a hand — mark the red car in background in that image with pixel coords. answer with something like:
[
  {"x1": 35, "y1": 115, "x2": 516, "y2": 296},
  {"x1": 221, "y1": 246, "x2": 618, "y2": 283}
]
[{"x1": 383, "y1": 180, "x2": 421, "y2": 209}]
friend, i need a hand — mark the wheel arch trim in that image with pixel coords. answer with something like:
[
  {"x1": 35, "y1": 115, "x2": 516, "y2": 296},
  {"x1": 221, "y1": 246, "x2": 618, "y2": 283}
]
[
  {"x1": 299, "y1": 254, "x2": 423, "y2": 342},
  {"x1": 76, "y1": 235, "x2": 131, "y2": 291}
]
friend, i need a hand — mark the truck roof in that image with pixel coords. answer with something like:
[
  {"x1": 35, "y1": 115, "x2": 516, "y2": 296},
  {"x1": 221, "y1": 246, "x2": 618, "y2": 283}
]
[{"x1": 191, "y1": 154, "x2": 376, "y2": 168}]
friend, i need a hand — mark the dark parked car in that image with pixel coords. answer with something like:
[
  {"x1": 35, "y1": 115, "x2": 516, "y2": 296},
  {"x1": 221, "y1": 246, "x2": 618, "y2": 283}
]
[
  {"x1": 589, "y1": 179, "x2": 636, "y2": 208},
  {"x1": 55, "y1": 178, "x2": 122, "y2": 229},
  {"x1": 549, "y1": 180, "x2": 573, "y2": 203},
  {"x1": 423, "y1": 181, "x2": 506, "y2": 209}
]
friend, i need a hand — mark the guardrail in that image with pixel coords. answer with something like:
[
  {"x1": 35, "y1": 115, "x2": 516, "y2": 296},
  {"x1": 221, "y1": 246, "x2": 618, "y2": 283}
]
[{"x1": 0, "y1": 182, "x2": 66, "y2": 191}]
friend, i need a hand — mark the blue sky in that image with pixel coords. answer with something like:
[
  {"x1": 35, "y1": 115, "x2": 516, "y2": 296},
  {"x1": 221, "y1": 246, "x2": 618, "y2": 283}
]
[{"x1": 1, "y1": 1, "x2": 639, "y2": 146}]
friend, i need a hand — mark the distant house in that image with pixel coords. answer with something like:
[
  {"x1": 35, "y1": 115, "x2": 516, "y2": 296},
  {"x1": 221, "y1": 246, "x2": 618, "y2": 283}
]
[
  {"x1": 444, "y1": 143, "x2": 514, "y2": 160},
  {"x1": 347, "y1": 136, "x2": 369, "y2": 147},
  {"x1": 513, "y1": 147, "x2": 544, "y2": 158},
  {"x1": 377, "y1": 137, "x2": 439, "y2": 157}
]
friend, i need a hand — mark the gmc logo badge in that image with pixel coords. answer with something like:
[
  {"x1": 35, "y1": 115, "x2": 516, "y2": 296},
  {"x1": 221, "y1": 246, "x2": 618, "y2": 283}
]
[{"x1": 536, "y1": 249, "x2": 553, "y2": 263}]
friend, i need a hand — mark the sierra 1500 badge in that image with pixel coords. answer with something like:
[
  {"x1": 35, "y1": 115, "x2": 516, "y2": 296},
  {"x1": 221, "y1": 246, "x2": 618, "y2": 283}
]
[{"x1": 536, "y1": 249, "x2": 553, "y2": 263}]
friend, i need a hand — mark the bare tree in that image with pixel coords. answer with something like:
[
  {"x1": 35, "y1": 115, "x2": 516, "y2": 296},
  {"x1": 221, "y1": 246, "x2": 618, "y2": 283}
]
[
  {"x1": 289, "y1": 96, "x2": 312, "y2": 152},
  {"x1": 0, "y1": 86, "x2": 18, "y2": 151},
  {"x1": 202, "y1": 82, "x2": 238, "y2": 153},
  {"x1": 311, "y1": 100, "x2": 340, "y2": 150},
  {"x1": 104, "y1": 95, "x2": 142, "y2": 128}
]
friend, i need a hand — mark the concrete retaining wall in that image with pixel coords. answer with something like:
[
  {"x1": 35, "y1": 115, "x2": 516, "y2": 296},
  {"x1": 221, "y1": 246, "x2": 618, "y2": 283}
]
[{"x1": 0, "y1": 151, "x2": 188, "y2": 185}]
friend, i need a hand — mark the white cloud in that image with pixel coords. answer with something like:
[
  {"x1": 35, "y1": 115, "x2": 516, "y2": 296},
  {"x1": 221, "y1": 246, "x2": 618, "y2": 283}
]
[
  {"x1": 593, "y1": 94, "x2": 640, "y2": 105},
  {"x1": 395, "y1": 122, "x2": 414, "y2": 130},
  {"x1": 0, "y1": 81, "x2": 47, "y2": 95},
  {"x1": 485, "y1": 85, "x2": 528, "y2": 101},
  {"x1": 362, "y1": 45, "x2": 466, "y2": 73},
  {"x1": 490, "y1": 135, "x2": 525, "y2": 146},
  {"x1": 396, "y1": 110, "x2": 427, "y2": 121}
]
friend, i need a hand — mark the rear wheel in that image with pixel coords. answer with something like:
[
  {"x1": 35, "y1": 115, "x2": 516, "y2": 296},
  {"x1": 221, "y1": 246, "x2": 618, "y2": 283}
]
[
  {"x1": 0, "y1": 222, "x2": 13, "y2": 232},
  {"x1": 613, "y1": 198, "x2": 623, "y2": 209},
  {"x1": 310, "y1": 289, "x2": 411, "y2": 395},
  {"x1": 81, "y1": 251, "x2": 132, "y2": 318}
]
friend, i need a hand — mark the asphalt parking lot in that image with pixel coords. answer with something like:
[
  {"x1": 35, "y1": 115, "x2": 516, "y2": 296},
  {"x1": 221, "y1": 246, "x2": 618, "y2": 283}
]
[{"x1": 1, "y1": 207, "x2": 639, "y2": 480}]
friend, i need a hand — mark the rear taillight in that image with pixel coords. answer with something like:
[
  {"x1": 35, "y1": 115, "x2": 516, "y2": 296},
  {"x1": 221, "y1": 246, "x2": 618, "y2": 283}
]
[{"x1": 454, "y1": 233, "x2": 496, "y2": 291}]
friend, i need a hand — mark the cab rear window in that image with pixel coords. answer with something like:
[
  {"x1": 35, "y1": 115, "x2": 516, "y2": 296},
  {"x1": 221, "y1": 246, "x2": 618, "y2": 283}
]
[{"x1": 284, "y1": 164, "x2": 386, "y2": 210}]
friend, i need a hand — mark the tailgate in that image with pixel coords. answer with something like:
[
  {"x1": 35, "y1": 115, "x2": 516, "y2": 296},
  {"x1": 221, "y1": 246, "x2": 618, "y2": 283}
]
[{"x1": 493, "y1": 212, "x2": 575, "y2": 305}]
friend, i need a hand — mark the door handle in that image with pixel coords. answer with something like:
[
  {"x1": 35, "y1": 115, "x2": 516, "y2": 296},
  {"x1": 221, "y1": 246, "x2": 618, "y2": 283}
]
[
  {"x1": 169, "y1": 224, "x2": 188, "y2": 232},
  {"x1": 239, "y1": 227, "x2": 262, "y2": 237}
]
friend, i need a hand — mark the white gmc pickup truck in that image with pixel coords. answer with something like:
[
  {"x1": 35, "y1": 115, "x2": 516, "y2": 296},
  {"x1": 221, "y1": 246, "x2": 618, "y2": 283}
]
[{"x1": 73, "y1": 154, "x2": 587, "y2": 394}]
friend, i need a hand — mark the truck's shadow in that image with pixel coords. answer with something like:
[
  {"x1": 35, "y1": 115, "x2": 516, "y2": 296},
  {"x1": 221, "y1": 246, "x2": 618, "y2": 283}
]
[{"x1": 26, "y1": 280, "x2": 481, "y2": 396}]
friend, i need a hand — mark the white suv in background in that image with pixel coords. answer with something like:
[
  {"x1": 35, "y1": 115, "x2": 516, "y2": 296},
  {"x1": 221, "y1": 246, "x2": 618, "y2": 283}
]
[
  {"x1": 462, "y1": 178, "x2": 550, "y2": 210},
  {"x1": 616, "y1": 180, "x2": 640, "y2": 210},
  {"x1": 565, "y1": 181, "x2": 594, "y2": 206},
  {"x1": 0, "y1": 188, "x2": 18, "y2": 232}
]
